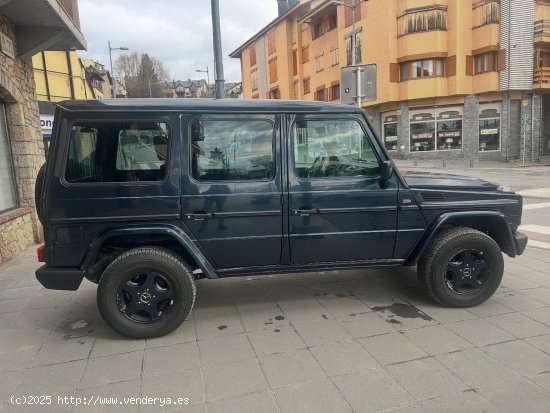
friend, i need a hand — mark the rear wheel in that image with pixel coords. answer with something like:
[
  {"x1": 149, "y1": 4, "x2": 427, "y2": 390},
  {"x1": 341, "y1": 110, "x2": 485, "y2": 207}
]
[
  {"x1": 97, "y1": 247, "x2": 196, "y2": 338},
  {"x1": 418, "y1": 227, "x2": 503, "y2": 307},
  {"x1": 35, "y1": 163, "x2": 46, "y2": 224}
]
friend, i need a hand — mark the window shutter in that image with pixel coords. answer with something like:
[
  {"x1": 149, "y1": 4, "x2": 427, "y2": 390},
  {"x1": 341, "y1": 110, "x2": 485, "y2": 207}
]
[
  {"x1": 446, "y1": 56, "x2": 456, "y2": 77},
  {"x1": 390, "y1": 63, "x2": 399, "y2": 82},
  {"x1": 465, "y1": 55, "x2": 474, "y2": 76},
  {"x1": 497, "y1": 49, "x2": 506, "y2": 71}
]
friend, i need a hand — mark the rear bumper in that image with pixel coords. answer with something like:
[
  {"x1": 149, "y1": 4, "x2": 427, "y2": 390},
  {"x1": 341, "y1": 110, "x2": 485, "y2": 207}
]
[
  {"x1": 35, "y1": 265, "x2": 85, "y2": 291},
  {"x1": 513, "y1": 231, "x2": 528, "y2": 256}
]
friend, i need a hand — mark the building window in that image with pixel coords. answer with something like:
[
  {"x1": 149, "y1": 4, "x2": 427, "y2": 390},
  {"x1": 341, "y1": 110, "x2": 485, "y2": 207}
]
[
  {"x1": 345, "y1": 32, "x2": 362, "y2": 66},
  {"x1": 331, "y1": 47, "x2": 339, "y2": 66},
  {"x1": 479, "y1": 104, "x2": 501, "y2": 151},
  {"x1": 302, "y1": 45, "x2": 310, "y2": 63},
  {"x1": 292, "y1": 80, "x2": 299, "y2": 99},
  {"x1": 269, "y1": 58, "x2": 278, "y2": 83},
  {"x1": 0, "y1": 103, "x2": 18, "y2": 213},
  {"x1": 473, "y1": 0, "x2": 500, "y2": 29},
  {"x1": 330, "y1": 83, "x2": 340, "y2": 101},
  {"x1": 66, "y1": 121, "x2": 170, "y2": 183},
  {"x1": 397, "y1": 5, "x2": 447, "y2": 37},
  {"x1": 315, "y1": 53, "x2": 324, "y2": 72},
  {"x1": 303, "y1": 77, "x2": 311, "y2": 94},
  {"x1": 382, "y1": 113, "x2": 398, "y2": 151},
  {"x1": 251, "y1": 69, "x2": 258, "y2": 92},
  {"x1": 312, "y1": 20, "x2": 326, "y2": 40},
  {"x1": 474, "y1": 52, "x2": 498, "y2": 74},
  {"x1": 344, "y1": 0, "x2": 362, "y2": 27},
  {"x1": 410, "y1": 107, "x2": 463, "y2": 152},
  {"x1": 315, "y1": 87, "x2": 326, "y2": 101},
  {"x1": 292, "y1": 49, "x2": 298, "y2": 76},
  {"x1": 269, "y1": 88, "x2": 281, "y2": 99},
  {"x1": 328, "y1": 13, "x2": 337, "y2": 31},
  {"x1": 400, "y1": 59, "x2": 444, "y2": 81},
  {"x1": 267, "y1": 31, "x2": 276, "y2": 55},
  {"x1": 191, "y1": 119, "x2": 274, "y2": 181},
  {"x1": 249, "y1": 44, "x2": 257, "y2": 67}
]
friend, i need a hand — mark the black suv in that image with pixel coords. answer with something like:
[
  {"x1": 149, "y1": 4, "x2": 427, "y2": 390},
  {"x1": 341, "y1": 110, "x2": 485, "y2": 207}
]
[{"x1": 35, "y1": 99, "x2": 528, "y2": 338}]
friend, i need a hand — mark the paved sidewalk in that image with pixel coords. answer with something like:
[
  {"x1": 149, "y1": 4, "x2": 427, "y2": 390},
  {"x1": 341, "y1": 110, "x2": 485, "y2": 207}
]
[{"x1": 1, "y1": 247, "x2": 550, "y2": 413}]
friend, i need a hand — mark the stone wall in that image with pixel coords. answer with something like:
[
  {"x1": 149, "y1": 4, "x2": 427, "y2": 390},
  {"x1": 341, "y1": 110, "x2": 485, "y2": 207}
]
[{"x1": 0, "y1": 15, "x2": 45, "y2": 264}]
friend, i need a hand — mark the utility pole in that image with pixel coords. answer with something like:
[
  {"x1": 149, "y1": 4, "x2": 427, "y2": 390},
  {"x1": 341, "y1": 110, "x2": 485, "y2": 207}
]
[
  {"x1": 336, "y1": 0, "x2": 367, "y2": 108},
  {"x1": 108, "y1": 41, "x2": 129, "y2": 98},
  {"x1": 211, "y1": 0, "x2": 225, "y2": 98}
]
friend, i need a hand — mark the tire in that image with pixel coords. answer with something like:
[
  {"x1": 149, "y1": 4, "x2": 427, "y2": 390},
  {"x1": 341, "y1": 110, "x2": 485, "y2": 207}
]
[
  {"x1": 97, "y1": 247, "x2": 196, "y2": 338},
  {"x1": 417, "y1": 227, "x2": 503, "y2": 307},
  {"x1": 35, "y1": 163, "x2": 46, "y2": 224}
]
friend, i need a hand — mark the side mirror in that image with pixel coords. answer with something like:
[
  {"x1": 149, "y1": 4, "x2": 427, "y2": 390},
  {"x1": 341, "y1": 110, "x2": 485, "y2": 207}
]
[{"x1": 380, "y1": 160, "x2": 394, "y2": 188}]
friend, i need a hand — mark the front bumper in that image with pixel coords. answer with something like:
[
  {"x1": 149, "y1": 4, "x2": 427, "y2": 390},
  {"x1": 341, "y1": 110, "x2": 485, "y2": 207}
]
[
  {"x1": 36, "y1": 265, "x2": 85, "y2": 291},
  {"x1": 513, "y1": 231, "x2": 528, "y2": 256}
]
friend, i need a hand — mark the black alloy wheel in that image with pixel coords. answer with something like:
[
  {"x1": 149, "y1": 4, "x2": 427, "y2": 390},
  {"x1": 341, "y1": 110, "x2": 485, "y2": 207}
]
[
  {"x1": 445, "y1": 249, "x2": 489, "y2": 295},
  {"x1": 117, "y1": 271, "x2": 175, "y2": 323}
]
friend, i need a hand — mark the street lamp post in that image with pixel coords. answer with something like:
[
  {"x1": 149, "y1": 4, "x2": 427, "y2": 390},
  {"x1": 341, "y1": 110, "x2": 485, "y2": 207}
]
[
  {"x1": 196, "y1": 67, "x2": 210, "y2": 97},
  {"x1": 108, "y1": 41, "x2": 129, "y2": 98},
  {"x1": 335, "y1": 0, "x2": 368, "y2": 108}
]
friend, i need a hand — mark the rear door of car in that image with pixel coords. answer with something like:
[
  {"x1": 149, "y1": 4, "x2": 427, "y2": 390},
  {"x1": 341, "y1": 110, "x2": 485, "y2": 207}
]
[
  {"x1": 180, "y1": 113, "x2": 284, "y2": 270},
  {"x1": 46, "y1": 111, "x2": 181, "y2": 267}
]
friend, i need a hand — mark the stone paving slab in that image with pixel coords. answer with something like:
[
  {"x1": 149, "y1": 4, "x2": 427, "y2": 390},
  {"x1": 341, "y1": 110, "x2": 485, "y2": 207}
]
[{"x1": 0, "y1": 247, "x2": 549, "y2": 412}]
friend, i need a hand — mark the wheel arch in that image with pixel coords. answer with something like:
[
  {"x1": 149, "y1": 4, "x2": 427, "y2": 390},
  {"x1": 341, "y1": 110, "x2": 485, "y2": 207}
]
[
  {"x1": 406, "y1": 211, "x2": 516, "y2": 265},
  {"x1": 82, "y1": 224, "x2": 218, "y2": 282}
]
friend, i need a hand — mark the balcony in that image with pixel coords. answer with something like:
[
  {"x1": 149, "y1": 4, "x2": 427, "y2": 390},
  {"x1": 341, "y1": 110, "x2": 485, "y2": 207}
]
[
  {"x1": 534, "y1": 20, "x2": 550, "y2": 45},
  {"x1": 534, "y1": 67, "x2": 550, "y2": 89},
  {"x1": 0, "y1": 0, "x2": 86, "y2": 58}
]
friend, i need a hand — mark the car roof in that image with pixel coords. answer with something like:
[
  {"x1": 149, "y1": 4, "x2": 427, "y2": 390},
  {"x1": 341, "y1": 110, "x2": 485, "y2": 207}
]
[{"x1": 55, "y1": 99, "x2": 364, "y2": 114}]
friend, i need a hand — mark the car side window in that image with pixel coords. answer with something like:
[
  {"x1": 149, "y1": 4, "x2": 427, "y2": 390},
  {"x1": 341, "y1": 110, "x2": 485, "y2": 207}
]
[
  {"x1": 65, "y1": 122, "x2": 170, "y2": 183},
  {"x1": 293, "y1": 117, "x2": 381, "y2": 179},
  {"x1": 191, "y1": 119, "x2": 274, "y2": 181}
]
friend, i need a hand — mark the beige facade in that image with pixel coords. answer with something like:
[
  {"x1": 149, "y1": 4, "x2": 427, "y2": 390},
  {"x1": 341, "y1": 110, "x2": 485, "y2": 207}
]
[
  {"x1": 0, "y1": 0, "x2": 85, "y2": 263},
  {"x1": 231, "y1": 0, "x2": 550, "y2": 162}
]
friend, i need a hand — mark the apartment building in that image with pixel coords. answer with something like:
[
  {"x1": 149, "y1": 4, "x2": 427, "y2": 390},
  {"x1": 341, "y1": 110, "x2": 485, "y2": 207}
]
[{"x1": 230, "y1": 0, "x2": 550, "y2": 162}]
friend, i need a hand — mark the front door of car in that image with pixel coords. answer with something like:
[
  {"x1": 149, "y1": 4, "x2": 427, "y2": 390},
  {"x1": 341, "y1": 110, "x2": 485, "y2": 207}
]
[
  {"x1": 181, "y1": 114, "x2": 284, "y2": 270},
  {"x1": 287, "y1": 114, "x2": 398, "y2": 265}
]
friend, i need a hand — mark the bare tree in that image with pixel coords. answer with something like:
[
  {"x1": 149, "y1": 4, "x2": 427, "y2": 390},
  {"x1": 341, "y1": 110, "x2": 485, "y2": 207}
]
[{"x1": 115, "y1": 52, "x2": 170, "y2": 98}]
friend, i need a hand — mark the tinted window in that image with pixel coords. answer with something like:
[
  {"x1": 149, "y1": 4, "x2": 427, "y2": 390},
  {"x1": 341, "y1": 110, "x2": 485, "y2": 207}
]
[
  {"x1": 66, "y1": 122, "x2": 169, "y2": 183},
  {"x1": 191, "y1": 119, "x2": 274, "y2": 181},
  {"x1": 293, "y1": 118, "x2": 380, "y2": 179}
]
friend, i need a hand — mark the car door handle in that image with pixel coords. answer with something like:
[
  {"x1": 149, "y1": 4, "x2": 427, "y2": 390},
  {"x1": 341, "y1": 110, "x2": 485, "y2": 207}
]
[
  {"x1": 184, "y1": 212, "x2": 213, "y2": 220},
  {"x1": 292, "y1": 208, "x2": 319, "y2": 217}
]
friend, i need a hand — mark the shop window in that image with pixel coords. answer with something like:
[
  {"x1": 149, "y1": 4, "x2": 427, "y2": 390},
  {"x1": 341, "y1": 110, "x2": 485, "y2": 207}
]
[
  {"x1": 410, "y1": 107, "x2": 463, "y2": 152},
  {"x1": 473, "y1": 0, "x2": 500, "y2": 29},
  {"x1": 398, "y1": 5, "x2": 447, "y2": 37},
  {"x1": 0, "y1": 103, "x2": 18, "y2": 212},
  {"x1": 191, "y1": 119, "x2": 274, "y2": 181},
  {"x1": 382, "y1": 113, "x2": 398, "y2": 151},
  {"x1": 479, "y1": 105, "x2": 501, "y2": 151},
  {"x1": 400, "y1": 59, "x2": 444, "y2": 81},
  {"x1": 474, "y1": 52, "x2": 498, "y2": 74},
  {"x1": 303, "y1": 77, "x2": 311, "y2": 95}
]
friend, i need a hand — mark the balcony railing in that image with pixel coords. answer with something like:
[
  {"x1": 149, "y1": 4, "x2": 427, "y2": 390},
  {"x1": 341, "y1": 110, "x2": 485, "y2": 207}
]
[
  {"x1": 533, "y1": 67, "x2": 550, "y2": 88},
  {"x1": 534, "y1": 20, "x2": 550, "y2": 43}
]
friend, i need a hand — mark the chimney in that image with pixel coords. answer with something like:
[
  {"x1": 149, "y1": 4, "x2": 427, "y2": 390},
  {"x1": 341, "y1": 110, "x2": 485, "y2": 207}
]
[{"x1": 277, "y1": 0, "x2": 288, "y2": 16}]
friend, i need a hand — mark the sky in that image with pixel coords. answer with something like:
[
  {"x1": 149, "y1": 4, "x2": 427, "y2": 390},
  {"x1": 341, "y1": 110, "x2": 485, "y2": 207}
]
[{"x1": 78, "y1": 0, "x2": 280, "y2": 83}]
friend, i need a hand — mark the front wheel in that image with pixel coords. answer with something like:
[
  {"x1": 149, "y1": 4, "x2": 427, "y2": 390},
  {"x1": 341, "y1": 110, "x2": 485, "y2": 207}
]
[
  {"x1": 418, "y1": 227, "x2": 504, "y2": 307},
  {"x1": 97, "y1": 247, "x2": 196, "y2": 338}
]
